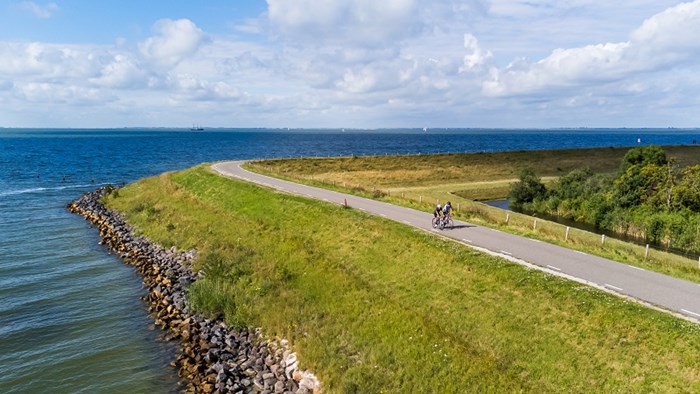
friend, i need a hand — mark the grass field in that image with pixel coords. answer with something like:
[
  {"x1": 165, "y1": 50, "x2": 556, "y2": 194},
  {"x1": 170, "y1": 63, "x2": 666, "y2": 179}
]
[
  {"x1": 247, "y1": 145, "x2": 700, "y2": 284},
  {"x1": 103, "y1": 166, "x2": 700, "y2": 393},
  {"x1": 250, "y1": 145, "x2": 700, "y2": 201}
]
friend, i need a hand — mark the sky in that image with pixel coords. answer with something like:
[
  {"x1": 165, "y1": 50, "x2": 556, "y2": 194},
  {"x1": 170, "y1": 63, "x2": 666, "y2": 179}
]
[{"x1": 1, "y1": 0, "x2": 699, "y2": 129}]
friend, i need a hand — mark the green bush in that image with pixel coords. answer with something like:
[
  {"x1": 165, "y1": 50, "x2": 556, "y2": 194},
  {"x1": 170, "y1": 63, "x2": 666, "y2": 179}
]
[
  {"x1": 515, "y1": 146, "x2": 700, "y2": 254},
  {"x1": 508, "y1": 168, "x2": 547, "y2": 209}
]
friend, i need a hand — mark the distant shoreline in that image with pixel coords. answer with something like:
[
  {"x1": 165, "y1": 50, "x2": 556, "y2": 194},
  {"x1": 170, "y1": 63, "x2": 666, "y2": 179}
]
[{"x1": 2, "y1": 126, "x2": 700, "y2": 134}]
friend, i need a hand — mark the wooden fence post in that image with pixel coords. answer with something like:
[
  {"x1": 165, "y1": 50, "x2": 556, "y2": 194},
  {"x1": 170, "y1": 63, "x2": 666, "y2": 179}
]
[{"x1": 565, "y1": 226, "x2": 570, "y2": 241}]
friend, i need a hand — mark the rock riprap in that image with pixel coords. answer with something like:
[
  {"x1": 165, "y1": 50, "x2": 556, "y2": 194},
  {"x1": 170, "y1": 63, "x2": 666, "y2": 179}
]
[{"x1": 67, "y1": 187, "x2": 321, "y2": 394}]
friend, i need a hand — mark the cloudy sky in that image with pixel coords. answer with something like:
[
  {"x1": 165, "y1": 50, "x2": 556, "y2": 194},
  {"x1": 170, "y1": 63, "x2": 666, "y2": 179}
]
[{"x1": 1, "y1": 0, "x2": 699, "y2": 128}]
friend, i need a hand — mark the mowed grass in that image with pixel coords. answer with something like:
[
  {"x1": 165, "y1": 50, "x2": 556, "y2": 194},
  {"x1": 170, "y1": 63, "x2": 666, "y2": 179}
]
[
  {"x1": 103, "y1": 166, "x2": 700, "y2": 393},
  {"x1": 248, "y1": 145, "x2": 700, "y2": 284}
]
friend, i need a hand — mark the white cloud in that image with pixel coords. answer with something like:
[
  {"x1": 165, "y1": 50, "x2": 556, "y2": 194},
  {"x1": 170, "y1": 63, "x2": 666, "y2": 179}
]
[
  {"x1": 482, "y1": 0, "x2": 700, "y2": 98},
  {"x1": 3, "y1": 1, "x2": 700, "y2": 128},
  {"x1": 267, "y1": 0, "x2": 420, "y2": 47},
  {"x1": 627, "y1": 1, "x2": 700, "y2": 66},
  {"x1": 15, "y1": 82, "x2": 115, "y2": 104},
  {"x1": 482, "y1": 42, "x2": 631, "y2": 96},
  {"x1": 0, "y1": 42, "x2": 101, "y2": 80},
  {"x1": 259, "y1": 1, "x2": 481, "y2": 99},
  {"x1": 0, "y1": 42, "x2": 51, "y2": 75},
  {"x1": 171, "y1": 77, "x2": 244, "y2": 102},
  {"x1": 337, "y1": 65, "x2": 393, "y2": 93},
  {"x1": 138, "y1": 19, "x2": 207, "y2": 69},
  {"x1": 20, "y1": 1, "x2": 58, "y2": 19},
  {"x1": 90, "y1": 54, "x2": 148, "y2": 88},
  {"x1": 460, "y1": 33, "x2": 492, "y2": 71}
]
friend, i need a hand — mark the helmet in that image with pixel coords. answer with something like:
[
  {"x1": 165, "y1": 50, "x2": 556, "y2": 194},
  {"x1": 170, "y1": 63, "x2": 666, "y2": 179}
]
[
  {"x1": 446, "y1": 201, "x2": 451, "y2": 205},
  {"x1": 437, "y1": 204, "x2": 442, "y2": 209}
]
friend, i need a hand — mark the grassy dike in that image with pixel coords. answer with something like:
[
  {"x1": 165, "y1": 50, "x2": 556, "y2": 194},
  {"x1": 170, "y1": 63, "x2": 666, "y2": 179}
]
[
  {"x1": 248, "y1": 145, "x2": 700, "y2": 284},
  {"x1": 103, "y1": 165, "x2": 700, "y2": 393}
]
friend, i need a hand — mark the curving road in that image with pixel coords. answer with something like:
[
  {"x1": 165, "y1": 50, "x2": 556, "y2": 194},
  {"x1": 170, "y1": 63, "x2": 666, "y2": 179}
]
[{"x1": 212, "y1": 161, "x2": 700, "y2": 323}]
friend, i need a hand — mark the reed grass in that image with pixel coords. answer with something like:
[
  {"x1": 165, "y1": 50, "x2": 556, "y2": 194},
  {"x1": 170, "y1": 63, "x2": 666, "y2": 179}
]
[{"x1": 251, "y1": 146, "x2": 700, "y2": 197}]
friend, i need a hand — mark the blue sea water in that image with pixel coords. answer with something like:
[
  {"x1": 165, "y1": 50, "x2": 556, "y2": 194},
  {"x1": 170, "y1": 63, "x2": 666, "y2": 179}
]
[{"x1": 1, "y1": 128, "x2": 698, "y2": 393}]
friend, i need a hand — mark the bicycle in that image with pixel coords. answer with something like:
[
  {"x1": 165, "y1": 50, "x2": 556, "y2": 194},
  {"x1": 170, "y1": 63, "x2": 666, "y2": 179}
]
[{"x1": 431, "y1": 214, "x2": 453, "y2": 230}]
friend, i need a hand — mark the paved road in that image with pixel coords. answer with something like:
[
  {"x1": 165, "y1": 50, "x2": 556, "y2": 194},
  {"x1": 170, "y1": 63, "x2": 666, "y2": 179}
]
[{"x1": 213, "y1": 161, "x2": 700, "y2": 323}]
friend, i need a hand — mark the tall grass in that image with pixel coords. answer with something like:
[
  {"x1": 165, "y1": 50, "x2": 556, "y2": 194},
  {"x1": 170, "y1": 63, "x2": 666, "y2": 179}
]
[
  {"x1": 251, "y1": 146, "x2": 700, "y2": 190},
  {"x1": 103, "y1": 166, "x2": 700, "y2": 393}
]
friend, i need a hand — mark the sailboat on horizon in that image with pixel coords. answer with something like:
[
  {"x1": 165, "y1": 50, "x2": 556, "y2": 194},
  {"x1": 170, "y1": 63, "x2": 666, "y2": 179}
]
[{"x1": 190, "y1": 124, "x2": 204, "y2": 131}]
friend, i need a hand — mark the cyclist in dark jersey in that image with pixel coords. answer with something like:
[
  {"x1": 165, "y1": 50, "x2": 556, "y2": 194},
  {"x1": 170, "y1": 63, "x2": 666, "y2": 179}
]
[
  {"x1": 433, "y1": 204, "x2": 442, "y2": 219},
  {"x1": 432, "y1": 204, "x2": 443, "y2": 228}
]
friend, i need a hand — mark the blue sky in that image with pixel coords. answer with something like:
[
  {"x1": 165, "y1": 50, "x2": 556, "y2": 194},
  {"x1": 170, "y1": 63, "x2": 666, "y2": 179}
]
[
  {"x1": 0, "y1": 1, "x2": 266, "y2": 43},
  {"x1": 1, "y1": 0, "x2": 699, "y2": 128}
]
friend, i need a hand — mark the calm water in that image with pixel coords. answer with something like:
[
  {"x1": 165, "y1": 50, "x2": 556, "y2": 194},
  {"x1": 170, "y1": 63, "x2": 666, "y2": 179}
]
[{"x1": 1, "y1": 128, "x2": 698, "y2": 393}]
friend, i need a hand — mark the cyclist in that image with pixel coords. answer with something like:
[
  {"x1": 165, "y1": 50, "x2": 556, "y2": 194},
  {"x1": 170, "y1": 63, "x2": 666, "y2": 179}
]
[
  {"x1": 432, "y1": 203, "x2": 443, "y2": 227},
  {"x1": 442, "y1": 201, "x2": 453, "y2": 219},
  {"x1": 433, "y1": 203, "x2": 443, "y2": 218}
]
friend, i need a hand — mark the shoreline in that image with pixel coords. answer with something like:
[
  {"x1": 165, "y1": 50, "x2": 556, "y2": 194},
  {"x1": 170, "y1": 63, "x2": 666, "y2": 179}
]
[{"x1": 67, "y1": 187, "x2": 320, "y2": 394}]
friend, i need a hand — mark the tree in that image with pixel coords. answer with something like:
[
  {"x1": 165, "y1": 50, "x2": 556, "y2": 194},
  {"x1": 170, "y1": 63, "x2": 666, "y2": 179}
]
[
  {"x1": 660, "y1": 159, "x2": 679, "y2": 211},
  {"x1": 552, "y1": 168, "x2": 593, "y2": 200},
  {"x1": 619, "y1": 145, "x2": 667, "y2": 173},
  {"x1": 673, "y1": 165, "x2": 700, "y2": 212},
  {"x1": 508, "y1": 168, "x2": 547, "y2": 209},
  {"x1": 507, "y1": 145, "x2": 700, "y2": 254},
  {"x1": 580, "y1": 193, "x2": 614, "y2": 228},
  {"x1": 613, "y1": 147, "x2": 671, "y2": 209}
]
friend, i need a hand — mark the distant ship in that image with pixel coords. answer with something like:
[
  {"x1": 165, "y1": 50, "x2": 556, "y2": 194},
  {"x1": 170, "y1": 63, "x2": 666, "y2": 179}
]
[{"x1": 190, "y1": 124, "x2": 204, "y2": 131}]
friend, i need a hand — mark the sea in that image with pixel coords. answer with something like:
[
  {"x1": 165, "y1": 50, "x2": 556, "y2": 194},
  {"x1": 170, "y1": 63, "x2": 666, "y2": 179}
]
[{"x1": 1, "y1": 128, "x2": 698, "y2": 393}]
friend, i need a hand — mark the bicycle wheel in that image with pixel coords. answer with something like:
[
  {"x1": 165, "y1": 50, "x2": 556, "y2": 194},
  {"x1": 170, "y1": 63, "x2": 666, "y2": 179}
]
[
  {"x1": 438, "y1": 217, "x2": 446, "y2": 230},
  {"x1": 446, "y1": 218, "x2": 453, "y2": 229},
  {"x1": 432, "y1": 217, "x2": 439, "y2": 228}
]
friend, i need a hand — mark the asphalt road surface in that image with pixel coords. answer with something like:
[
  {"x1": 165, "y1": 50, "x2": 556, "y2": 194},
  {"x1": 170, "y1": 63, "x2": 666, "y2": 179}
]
[{"x1": 212, "y1": 161, "x2": 700, "y2": 323}]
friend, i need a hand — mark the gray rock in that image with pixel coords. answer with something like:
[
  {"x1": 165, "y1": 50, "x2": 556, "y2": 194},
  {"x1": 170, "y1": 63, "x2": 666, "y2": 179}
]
[
  {"x1": 253, "y1": 378, "x2": 264, "y2": 391},
  {"x1": 67, "y1": 187, "x2": 323, "y2": 394}
]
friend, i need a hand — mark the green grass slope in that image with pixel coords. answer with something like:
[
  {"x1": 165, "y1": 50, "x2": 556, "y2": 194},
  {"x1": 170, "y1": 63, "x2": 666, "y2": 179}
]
[{"x1": 103, "y1": 166, "x2": 700, "y2": 393}]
